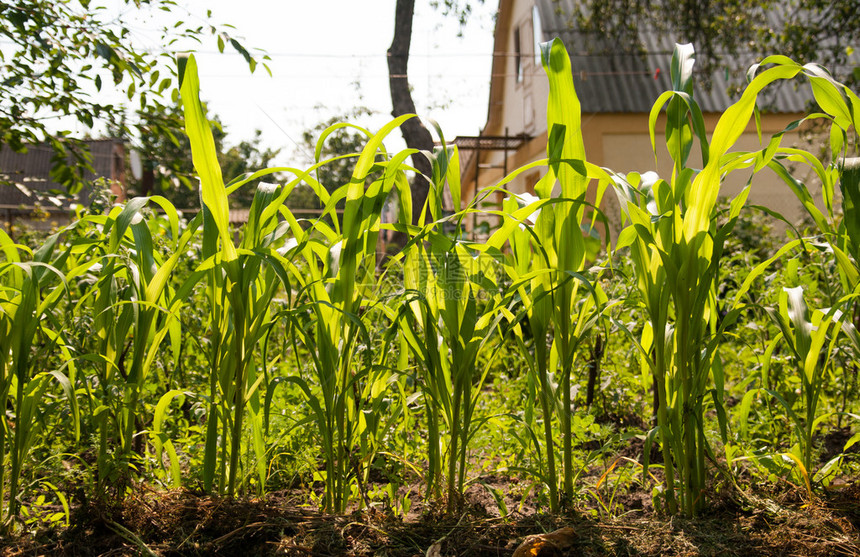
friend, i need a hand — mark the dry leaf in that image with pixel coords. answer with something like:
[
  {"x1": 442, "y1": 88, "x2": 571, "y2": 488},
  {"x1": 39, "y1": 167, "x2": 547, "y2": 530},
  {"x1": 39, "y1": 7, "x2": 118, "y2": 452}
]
[
  {"x1": 512, "y1": 527, "x2": 576, "y2": 557},
  {"x1": 426, "y1": 541, "x2": 443, "y2": 557}
]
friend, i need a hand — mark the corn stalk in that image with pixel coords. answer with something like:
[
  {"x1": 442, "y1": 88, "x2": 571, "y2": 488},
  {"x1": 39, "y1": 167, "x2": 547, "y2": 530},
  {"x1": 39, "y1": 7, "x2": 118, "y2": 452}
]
[{"x1": 0, "y1": 231, "x2": 79, "y2": 529}]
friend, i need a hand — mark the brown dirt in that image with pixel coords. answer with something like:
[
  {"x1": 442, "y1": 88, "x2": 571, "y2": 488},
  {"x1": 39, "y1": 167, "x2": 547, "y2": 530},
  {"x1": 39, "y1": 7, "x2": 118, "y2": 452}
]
[{"x1": 1, "y1": 481, "x2": 858, "y2": 556}]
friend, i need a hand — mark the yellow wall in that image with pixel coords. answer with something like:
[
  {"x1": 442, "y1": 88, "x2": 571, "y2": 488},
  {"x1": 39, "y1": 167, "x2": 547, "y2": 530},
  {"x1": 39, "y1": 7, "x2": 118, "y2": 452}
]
[
  {"x1": 464, "y1": 0, "x2": 820, "y2": 238},
  {"x1": 467, "y1": 109, "x2": 816, "y2": 238},
  {"x1": 596, "y1": 112, "x2": 817, "y2": 226}
]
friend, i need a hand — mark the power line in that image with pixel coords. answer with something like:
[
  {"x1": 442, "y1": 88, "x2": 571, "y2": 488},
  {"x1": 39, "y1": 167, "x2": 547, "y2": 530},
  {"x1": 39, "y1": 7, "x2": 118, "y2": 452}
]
[
  {"x1": 253, "y1": 102, "x2": 314, "y2": 161},
  {"x1": 0, "y1": 39, "x2": 658, "y2": 60},
  {"x1": 197, "y1": 71, "x2": 651, "y2": 80}
]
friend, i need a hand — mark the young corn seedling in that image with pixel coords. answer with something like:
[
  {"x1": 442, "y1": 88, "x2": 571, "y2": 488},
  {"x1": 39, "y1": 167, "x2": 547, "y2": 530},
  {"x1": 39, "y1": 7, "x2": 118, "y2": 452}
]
[
  {"x1": 401, "y1": 230, "x2": 507, "y2": 512},
  {"x1": 87, "y1": 197, "x2": 198, "y2": 482},
  {"x1": 278, "y1": 115, "x2": 416, "y2": 512},
  {"x1": 494, "y1": 192, "x2": 561, "y2": 511},
  {"x1": 610, "y1": 43, "x2": 824, "y2": 515},
  {"x1": 485, "y1": 38, "x2": 610, "y2": 510},
  {"x1": 180, "y1": 54, "x2": 303, "y2": 496},
  {"x1": 765, "y1": 71, "x2": 859, "y2": 400},
  {"x1": 0, "y1": 231, "x2": 79, "y2": 529},
  {"x1": 739, "y1": 286, "x2": 842, "y2": 492},
  {"x1": 392, "y1": 131, "x2": 511, "y2": 511},
  {"x1": 733, "y1": 60, "x2": 860, "y2": 487},
  {"x1": 387, "y1": 130, "x2": 456, "y2": 502}
]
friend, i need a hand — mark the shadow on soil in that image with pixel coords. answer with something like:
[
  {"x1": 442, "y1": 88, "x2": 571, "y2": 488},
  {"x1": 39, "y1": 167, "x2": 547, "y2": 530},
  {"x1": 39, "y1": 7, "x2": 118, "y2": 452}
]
[{"x1": 2, "y1": 482, "x2": 859, "y2": 556}]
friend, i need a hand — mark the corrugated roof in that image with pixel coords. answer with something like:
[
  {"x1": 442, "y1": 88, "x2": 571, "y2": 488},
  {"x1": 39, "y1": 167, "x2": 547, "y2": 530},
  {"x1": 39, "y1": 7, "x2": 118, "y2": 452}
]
[
  {"x1": 536, "y1": 0, "x2": 812, "y2": 114},
  {"x1": 451, "y1": 135, "x2": 531, "y2": 150},
  {"x1": 0, "y1": 139, "x2": 123, "y2": 208}
]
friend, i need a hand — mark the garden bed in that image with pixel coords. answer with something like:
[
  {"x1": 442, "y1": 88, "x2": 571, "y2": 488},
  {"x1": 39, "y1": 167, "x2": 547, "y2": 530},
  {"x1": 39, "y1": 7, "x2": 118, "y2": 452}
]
[{"x1": 4, "y1": 480, "x2": 859, "y2": 556}]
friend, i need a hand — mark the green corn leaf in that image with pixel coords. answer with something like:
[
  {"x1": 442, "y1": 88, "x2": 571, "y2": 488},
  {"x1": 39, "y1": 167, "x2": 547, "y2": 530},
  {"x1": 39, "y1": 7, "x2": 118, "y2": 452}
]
[
  {"x1": 761, "y1": 331, "x2": 784, "y2": 389},
  {"x1": 738, "y1": 388, "x2": 761, "y2": 441},
  {"x1": 666, "y1": 44, "x2": 696, "y2": 171},
  {"x1": 804, "y1": 309, "x2": 838, "y2": 383},
  {"x1": 0, "y1": 228, "x2": 23, "y2": 265},
  {"x1": 541, "y1": 38, "x2": 586, "y2": 200},
  {"x1": 107, "y1": 197, "x2": 149, "y2": 253},
  {"x1": 841, "y1": 310, "x2": 860, "y2": 354},
  {"x1": 178, "y1": 54, "x2": 236, "y2": 262},
  {"x1": 243, "y1": 182, "x2": 280, "y2": 249},
  {"x1": 430, "y1": 120, "x2": 462, "y2": 212},
  {"x1": 783, "y1": 286, "x2": 812, "y2": 362},
  {"x1": 840, "y1": 158, "x2": 860, "y2": 260},
  {"x1": 845, "y1": 432, "x2": 860, "y2": 452},
  {"x1": 153, "y1": 390, "x2": 185, "y2": 437},
  {"x1": 731, "y1": 239, "x2": 802, "y2": 307},
  {"x1": 806, "y1": 69, "x2": 853, "y2": 128},
  {"x1": 684, "y1": 63, "x2": 803, "y2": 240},
  {"x1": 767, "y1": 159, "x2": 831, "y2": 234}
]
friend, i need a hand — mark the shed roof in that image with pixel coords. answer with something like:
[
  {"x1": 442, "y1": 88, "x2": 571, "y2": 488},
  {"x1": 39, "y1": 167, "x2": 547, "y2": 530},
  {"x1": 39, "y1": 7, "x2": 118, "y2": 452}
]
[
  {"x1": 535, "y1": 0, "x2": 812, "y2": 114},
  {"x1": 0, "y1": 139, "x2": 123, "y2": 209}
]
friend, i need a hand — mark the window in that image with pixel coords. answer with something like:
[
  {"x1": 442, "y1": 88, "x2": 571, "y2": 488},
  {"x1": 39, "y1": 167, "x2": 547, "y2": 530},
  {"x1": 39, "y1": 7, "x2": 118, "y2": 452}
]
[
  {"x1": 533, "y1": 5, "x2": 543, "y2": 66},
  {"x1": 514, "y1": 28, "x2": 523, "y2": 83}
]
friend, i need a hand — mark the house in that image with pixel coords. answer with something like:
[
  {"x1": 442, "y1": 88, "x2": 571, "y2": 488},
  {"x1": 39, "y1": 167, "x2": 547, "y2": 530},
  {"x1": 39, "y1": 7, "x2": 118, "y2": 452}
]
[
  {"x1": 0, "y1": 138, "x2": 126, "y2": 233},
  {"x1": 456, "y1": 0, "x2": 816, "y2": 237}
]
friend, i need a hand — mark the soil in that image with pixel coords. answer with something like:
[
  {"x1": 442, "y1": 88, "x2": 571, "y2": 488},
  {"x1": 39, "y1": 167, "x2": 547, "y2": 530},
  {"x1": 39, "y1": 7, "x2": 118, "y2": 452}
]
[{"x1": 2, "y1": 480, "x2": 859, "y2": 556}]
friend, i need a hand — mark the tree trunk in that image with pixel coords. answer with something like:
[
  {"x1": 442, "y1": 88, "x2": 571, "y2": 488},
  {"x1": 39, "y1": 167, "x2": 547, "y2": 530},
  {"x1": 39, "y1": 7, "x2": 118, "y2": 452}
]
[
  {"x1": 388, "y1": 0, "x2": 434, "y2": 225},
  {"x1": 141, "y1": 160, "x2": 155, "y2": 197}
]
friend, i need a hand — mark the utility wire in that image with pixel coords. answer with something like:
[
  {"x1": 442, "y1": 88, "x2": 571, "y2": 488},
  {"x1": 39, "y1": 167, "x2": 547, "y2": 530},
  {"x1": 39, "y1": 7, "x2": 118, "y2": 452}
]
[{"x1": 253, "y1": 102, "x2": 314, "y2": 161}]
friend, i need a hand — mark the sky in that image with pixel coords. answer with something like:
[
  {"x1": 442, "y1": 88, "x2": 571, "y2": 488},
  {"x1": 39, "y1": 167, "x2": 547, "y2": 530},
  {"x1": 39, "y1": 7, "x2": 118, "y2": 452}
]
[{"x1": 127, "y1": 1, "x2": 499, "y2": 164}]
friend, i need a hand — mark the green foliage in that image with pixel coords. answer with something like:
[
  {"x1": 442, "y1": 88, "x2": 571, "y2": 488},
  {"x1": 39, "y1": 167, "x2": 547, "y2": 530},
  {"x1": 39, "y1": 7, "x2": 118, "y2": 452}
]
[
  {"x1": 1, "y1": 32, "x2": 860, "y2": 533},
  {"x1": 300, "y1": 111, "x2": 375, "y2": 196},
  {"x1": 113, "y1": 105, "x2": 281, "y2": 210},
  {"x1": 0, "y1": 0, "x2": 266, "y2": 193}
]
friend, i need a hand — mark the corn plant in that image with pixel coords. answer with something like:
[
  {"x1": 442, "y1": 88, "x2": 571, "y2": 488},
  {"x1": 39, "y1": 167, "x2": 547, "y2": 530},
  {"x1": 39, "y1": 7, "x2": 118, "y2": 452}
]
[
  {"x1": 393, "y1": 256, "x2": 451, "y2": 504},
  {"x1": 739, "y1": 286, "x2": 842, "y2": 490},
  {"x1": 484, "y1": 38, "x2": 610, "y2": 510},
  {"x1": 0, "y1": 231, "x2": 79, "y2": 529},
  {"x1": 391, "y1": 131, "x2": 515, "y2": 511},
  {"x1": 609, "y1": 43, "x2": 830, "y2": 515},
  {"x1": 84, "y1": 197, "x2": 199, "y2": 487},
  {"x1": 195, "y1": 184, "x2": 297, "y2": 496},
  {"x1": 535, "y1": 38, "x2": 609, "y2": 508},
  {"x1": 766, "y1": 70, "x2": 859, "y2": 394},
  {"x1": 179, "y1": 54, "x2": 304, "y2": 496},
  {"x1": 277, "y1": 116, "x2": 416, "y2": 512},
  {"x1": 740, "y1": 68, "x2": 860, "y2": 485},
  {"x1": 399, "y1": 231, "x2": 508, "y2": 511}
]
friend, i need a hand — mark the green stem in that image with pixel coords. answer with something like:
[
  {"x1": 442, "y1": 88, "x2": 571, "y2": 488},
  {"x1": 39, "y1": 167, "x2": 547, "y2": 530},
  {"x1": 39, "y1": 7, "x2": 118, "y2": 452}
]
[
  {"x1": 226, "y1": 362, "x2": 246, "y2": 497},
  {"x1": 8, "y1": 364, "x2": 26, "y2": 520},
  {"x1": 457, "y1": 374, "x2": 472, "y2": 496},
  {"x1": 447, "y1": 372, "x2": 462, "y2": 513},
  {"x1": 426, "y1": 396, "x2": 441, "y2": 499},
  {"x1": 536, "y1": 340, "x2": 559, "y2": 512},
  {"x1": 654, "y1": 340, "x2": 677, "y2": 515},
  {"x1": 0, "y1": 398, "x2": 6, "y2": 525},
  {"x1": 561, "y1": 340, "x2": 573, "y2": 504},
  {"x1": 226, "y1": 310, "x2": 247, "y2": 497}
]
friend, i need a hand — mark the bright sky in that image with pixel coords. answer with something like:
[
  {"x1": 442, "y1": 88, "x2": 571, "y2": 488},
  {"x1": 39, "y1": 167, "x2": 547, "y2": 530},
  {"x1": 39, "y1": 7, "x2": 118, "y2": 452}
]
[{"x1": 153, "y1": 1, "x2": 498, "y2": 164}]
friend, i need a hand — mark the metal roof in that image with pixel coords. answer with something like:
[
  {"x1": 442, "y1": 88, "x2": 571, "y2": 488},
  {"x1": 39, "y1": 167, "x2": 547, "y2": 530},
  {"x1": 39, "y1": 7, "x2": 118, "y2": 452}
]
[
  {"x1": 0, "y1": 139, "x2": 123, "y2": 209},
  {"x1": 536, "y1": 0, "x2": 813, "y2": 114},
  {"x1": 451, "y1": 134, "x2": 532, "y2": 150}
]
